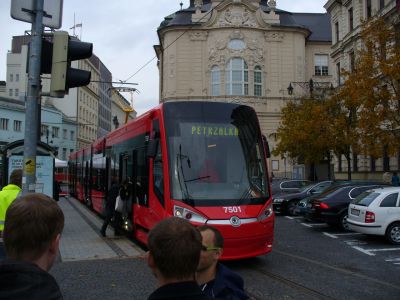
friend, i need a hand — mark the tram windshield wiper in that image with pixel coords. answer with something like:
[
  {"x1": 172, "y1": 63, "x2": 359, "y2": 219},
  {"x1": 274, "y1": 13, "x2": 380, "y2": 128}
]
[
  {"x1": 184, "y1": 175, "x2": 210, "y2": 183},
  {"x1": 177, "y1": 144, "x2": 193, "y2": 205}
]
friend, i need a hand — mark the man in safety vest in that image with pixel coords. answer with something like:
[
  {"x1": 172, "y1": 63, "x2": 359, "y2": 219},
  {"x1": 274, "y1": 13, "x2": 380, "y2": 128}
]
[{"x1": 0, "y1": 169, "x2": 22, "y2": 259}]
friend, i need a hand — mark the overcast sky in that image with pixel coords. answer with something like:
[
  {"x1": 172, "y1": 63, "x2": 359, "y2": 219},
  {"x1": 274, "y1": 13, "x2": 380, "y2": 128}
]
[{"x1": 0, "y1": 0, "x2": 327, "y2": 115}]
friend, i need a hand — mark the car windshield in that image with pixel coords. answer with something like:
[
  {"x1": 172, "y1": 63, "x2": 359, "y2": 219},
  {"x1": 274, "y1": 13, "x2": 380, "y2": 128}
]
[
  {"x1": 352, "y1": 191, "x2": 380, "y2": 206},
  {"x1": 164, "y1": 102, "x2": 269, "y2": 206},
  {"x1": 299, "y1": 184, "x2": 314, "y2": 192}
]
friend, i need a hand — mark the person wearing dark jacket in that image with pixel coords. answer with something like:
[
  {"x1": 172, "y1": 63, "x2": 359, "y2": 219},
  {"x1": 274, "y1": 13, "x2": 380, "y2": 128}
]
[
  {"x1": 196, "y1": 226, "x2": 249, "y2": 300},
  {"x1": 0, "y1": 193, "x2": 64, "y2": 300},
  {"x1": 147, "y1": 217, "x2": 211, "y2": 300},
  {"x1": 100, "y1": 181, "x2": 120, "y2": 237}
]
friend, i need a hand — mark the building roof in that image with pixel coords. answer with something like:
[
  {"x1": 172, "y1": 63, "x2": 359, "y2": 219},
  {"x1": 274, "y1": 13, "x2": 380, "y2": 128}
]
[
  {"x1": 289, "y1": 13, "x2": 331, "y2": 42},
  {"x1": 0, "y1": 96, "x2": 77, "y2": 125},
  {"x1": 158, "y1": 2, "x2": 331, "y2": 42},
  {"x1": 0, "y1": 96, "x2": 25, "y2": 111}
]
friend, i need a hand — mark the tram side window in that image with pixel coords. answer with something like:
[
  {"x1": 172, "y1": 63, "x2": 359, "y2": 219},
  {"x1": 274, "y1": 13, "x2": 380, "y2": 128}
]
[
  {"x1": 135, "y1": 148, "x2": 149, "y2": 207},
  {"x1": 153, "y1": 140, "x2": 164, "y2": 206},
  {"x1": 93, "y1": 168, "x2": 106, "y2": 191}
]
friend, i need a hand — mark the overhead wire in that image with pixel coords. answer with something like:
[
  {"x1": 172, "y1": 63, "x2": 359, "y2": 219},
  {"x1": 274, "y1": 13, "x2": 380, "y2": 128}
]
[{"x1": 121, "y1": 1, "x2": 225, "y2": 84}]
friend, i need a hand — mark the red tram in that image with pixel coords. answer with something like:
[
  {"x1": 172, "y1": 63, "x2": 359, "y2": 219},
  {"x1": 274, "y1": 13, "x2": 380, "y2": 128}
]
[
  {"x1": 55, "y1": 159, "x2": 68, "y2": 197},
  {"x1": 68, "y1": 101, "x2": 274, "y2": 259}
]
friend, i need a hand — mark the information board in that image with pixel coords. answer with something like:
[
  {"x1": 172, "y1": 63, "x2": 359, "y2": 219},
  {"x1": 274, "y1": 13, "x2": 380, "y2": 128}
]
[{"x1": 8, "y1": 155, "x2": 53, "y2": 197}]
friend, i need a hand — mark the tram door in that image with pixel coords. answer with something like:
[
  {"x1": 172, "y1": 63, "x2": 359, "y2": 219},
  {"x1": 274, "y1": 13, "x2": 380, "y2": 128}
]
[
  {"x1": 132, "y1": 147, "x2": 154, "y2": 230},
  {"x1": 84, "y1": 161, "x2": 90, "y2": 203}
]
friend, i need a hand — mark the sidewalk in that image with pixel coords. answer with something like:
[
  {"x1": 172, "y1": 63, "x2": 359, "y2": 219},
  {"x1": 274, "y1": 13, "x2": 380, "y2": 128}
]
[{"x1": 58, "y1": 196, "x2": 143, "y2": 262}]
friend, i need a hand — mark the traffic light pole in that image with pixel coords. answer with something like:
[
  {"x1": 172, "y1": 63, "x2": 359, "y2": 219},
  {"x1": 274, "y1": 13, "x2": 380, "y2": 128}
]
[{"x1": 22, "y1": 0, "x2": 44, "y2": 194}]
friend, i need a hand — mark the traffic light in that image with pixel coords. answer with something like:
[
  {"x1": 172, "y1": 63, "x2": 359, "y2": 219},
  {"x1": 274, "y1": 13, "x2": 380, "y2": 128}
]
[{"x1": 50, "y1": 31, "x2": 93, "y2": 98}]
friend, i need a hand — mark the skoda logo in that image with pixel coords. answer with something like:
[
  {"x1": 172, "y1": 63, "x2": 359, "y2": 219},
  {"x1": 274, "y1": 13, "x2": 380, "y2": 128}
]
[{"x1": 229, "y1": 216, "x2": 241, "y2": 227}]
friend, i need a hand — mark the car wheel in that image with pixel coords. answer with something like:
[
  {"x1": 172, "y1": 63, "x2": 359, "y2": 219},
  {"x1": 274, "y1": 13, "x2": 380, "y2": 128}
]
[
  {"x1": 339, "y1": 212, "x2": 349, "y2": 231},
  {"x1": 386, "y1": 222, "x2": 400, "y2": 245},
  {"x1": 287, "y1": 200, "x2": 299, "y2": 216}
]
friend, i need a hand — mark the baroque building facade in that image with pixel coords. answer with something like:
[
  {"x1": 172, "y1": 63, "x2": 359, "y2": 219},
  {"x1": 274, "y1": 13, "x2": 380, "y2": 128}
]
[
  {"x1": 325, "y1": 0, "x2": 400, "y2": 180},
  {"x1": 155, "y1": 0, "x2": 333, "y2": 179}
]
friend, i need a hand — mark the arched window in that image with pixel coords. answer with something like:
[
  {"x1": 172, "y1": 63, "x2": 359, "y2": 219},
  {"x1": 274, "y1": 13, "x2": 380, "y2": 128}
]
[
  {"x1": 225, "y1": 58, "x2": 248, "y2": 96},
  {"x1": 211, "y1": 65, "x2": 220, "y2": 96},
  {"x1": 254, "y1": 66, "x2": 262, "y2": 96}
]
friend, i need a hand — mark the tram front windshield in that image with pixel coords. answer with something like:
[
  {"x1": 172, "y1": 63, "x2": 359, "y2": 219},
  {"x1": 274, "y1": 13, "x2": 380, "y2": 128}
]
[{"x1": 164, "y1": 102, "x2": 269, "y2": 206}]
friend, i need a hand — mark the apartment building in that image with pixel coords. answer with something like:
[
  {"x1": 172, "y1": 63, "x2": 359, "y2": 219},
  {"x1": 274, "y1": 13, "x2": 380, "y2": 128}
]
[
  {"x1": 325, "y1": 0, "x2": 400, "y2": 179},
  {"x1": 5, "y1": 35, "x2": 120, "y2": 151}
]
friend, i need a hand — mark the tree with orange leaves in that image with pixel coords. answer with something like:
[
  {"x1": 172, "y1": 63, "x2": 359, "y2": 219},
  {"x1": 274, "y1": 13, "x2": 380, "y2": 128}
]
[{"x1": 346, "y1": 16, "x2": 400, "y2": 158}]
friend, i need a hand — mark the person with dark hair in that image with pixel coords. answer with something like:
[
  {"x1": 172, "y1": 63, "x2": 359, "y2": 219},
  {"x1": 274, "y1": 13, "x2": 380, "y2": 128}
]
[
  {"x1": 100, "y1": 181, "x2": 120, "y2": 237},
  {"x1": 147, "y1": 217, "x2": 211, "y2": 300},
  {"x1": 0, "y1": 193, "x2": 64, "y2": 299},
  {"x1": 0, "y1": 169, "x2": 23, "y2": 259},
  {"x1": 197, "y1": 225, "x2": 249, "y2": 300}
]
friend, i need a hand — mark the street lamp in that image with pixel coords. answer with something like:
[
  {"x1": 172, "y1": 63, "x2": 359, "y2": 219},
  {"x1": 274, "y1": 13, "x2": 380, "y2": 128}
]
[{"x1": 287, "y1": 82, "x2": 294, "y2": 95}]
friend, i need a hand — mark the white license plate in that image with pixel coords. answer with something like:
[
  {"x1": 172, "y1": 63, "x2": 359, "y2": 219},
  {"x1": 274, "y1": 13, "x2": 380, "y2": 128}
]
[{"x1": 351, "y1": 208, "x2": 360, "y2": 216}]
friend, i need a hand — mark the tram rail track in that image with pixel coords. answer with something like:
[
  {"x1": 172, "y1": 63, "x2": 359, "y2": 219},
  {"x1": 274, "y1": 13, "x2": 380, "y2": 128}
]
[
  {"x1": 245, "y1": 266, "x2": 335, "y2": 300},
  {"x1": 241, "y1": 247, "x2": 400, "y2": 299}
]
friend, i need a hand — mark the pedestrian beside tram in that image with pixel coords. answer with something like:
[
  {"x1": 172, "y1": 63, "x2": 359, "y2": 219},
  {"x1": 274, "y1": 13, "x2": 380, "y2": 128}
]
[
  {"x1": 0, "y1": 169, "x2": 22, "y2": 259},
  {"x1": 196, "y1": 225, "x2": 249, "y2": 300},
  {"x1": 0, "y1": 193, "x2": 64, "y2": 299},
  {"x1": 114, "y1": 180, "x2": 130, "y2": 235},
  {"x1": 146, "y1": 217, "x2": 211, "y2": 300},
  {"x1": 100, "y1": 181, "x2": 120, "y2": 237}
]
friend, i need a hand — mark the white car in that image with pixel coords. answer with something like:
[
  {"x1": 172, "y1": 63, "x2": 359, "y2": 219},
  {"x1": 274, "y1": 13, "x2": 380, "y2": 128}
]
[{"x1": 347, "y1": 187, "x2": 400, "y2": 245}]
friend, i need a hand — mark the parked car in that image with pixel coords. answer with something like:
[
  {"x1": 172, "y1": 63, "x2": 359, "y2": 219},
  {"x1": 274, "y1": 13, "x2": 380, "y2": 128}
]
[
  {"x1": 271, "y1": 179, "x2": 312, "y2": 195},
  {"x1": 347, "y1": 187, "x2": 400, "y2": 245},
  {"x1": 294, "y1": 181, "x2": 354, "y2": 216},
  {"x1": 305, "y1": 182, "x2": 388, "y2": 230},
  {"x1": 273, "y1": 181, "x2": 333, "y2": 215}
]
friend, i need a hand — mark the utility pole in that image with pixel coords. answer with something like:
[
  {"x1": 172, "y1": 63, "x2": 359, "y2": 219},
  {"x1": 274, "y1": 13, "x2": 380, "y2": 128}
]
[{"x1": 22, "y1": 0, "x2": 45, "y2": 194}]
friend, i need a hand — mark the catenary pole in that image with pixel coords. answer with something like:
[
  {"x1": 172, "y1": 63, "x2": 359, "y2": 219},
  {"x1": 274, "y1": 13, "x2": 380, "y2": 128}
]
[{"x1": 22, "y1": 0, "x2": 44, "y2": 194}]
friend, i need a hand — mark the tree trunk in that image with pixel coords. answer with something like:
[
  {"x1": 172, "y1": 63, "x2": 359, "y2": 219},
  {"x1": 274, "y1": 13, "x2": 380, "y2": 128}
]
[
  {"x1": 346, "y1": 154, "x2": 352, "y2": 180},
  {"x1": 327, "y1": 152, "x2": 332, "y2": 180}
]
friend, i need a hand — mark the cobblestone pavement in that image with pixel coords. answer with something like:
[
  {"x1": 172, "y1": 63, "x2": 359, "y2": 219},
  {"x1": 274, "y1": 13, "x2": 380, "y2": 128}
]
[{"x1": 58, "y1": 196, "x2": 143, "y2": 261}]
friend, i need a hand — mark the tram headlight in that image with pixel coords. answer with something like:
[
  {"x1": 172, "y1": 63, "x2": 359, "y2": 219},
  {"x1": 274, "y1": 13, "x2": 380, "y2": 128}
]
[
  {"x1": 174, "y1": 205, "x2": 207, "y2": 224},
  {"x1": 258, "y1": 202, "x2": 273, "y2": 221}
]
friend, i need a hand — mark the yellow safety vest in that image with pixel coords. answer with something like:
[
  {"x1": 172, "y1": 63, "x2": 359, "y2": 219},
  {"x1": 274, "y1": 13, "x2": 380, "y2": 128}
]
[{"x1": 0, "y1": 184, "x2": 22, "y2": 231}]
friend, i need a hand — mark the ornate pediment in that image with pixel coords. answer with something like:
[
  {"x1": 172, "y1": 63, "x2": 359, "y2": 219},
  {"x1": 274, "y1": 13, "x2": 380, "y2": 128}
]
[
  {"x1": 208, "y1": 30, "x2": 265, "y2": 68},
  {"x1": 216, "y1": 6, "x2": 258, "y2": 27},
  {"x1": 194, "y1": 0, "x2": 280, "y2": 28}
]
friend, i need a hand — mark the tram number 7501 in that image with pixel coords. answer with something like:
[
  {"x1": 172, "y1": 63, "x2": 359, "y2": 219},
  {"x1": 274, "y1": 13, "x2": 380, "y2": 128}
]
[{"x1": 223, "y1": 206, "x2": 242, "y2": 213}]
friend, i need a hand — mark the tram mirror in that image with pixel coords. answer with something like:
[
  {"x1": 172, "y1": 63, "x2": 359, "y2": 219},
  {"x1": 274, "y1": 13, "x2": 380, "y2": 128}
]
[
  {"x1": 147, "y1": 139, "x2": 159, "y2": 158},
  {"x1": 262, "y1": 135, "x2": 271, "y2": 158}
]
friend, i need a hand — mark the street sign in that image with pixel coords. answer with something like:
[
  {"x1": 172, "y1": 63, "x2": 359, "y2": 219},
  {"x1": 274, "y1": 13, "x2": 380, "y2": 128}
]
[{"x1": 11, "y1": 0, "x2": 63, "y2": 29}]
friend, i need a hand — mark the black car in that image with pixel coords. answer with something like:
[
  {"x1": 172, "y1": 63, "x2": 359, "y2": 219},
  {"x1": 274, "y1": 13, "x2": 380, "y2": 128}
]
[
  {"x1": 305, "y1": 182, "x2": 388, "y2": 230},
  {"x1": 272, "y1": 181, "x2": 333, "y2": 215}
]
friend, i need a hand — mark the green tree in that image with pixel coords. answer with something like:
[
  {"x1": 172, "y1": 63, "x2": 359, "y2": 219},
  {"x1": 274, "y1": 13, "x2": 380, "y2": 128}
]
[{"x1": 273, "y1": 95, "x2": 334, "y2": 178}]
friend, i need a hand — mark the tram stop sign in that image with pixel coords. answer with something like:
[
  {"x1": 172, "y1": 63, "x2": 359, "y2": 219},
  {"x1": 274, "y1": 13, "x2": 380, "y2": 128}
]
[{"x1": 11, "y1": 0, "x2": 63, "y2": 29}]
